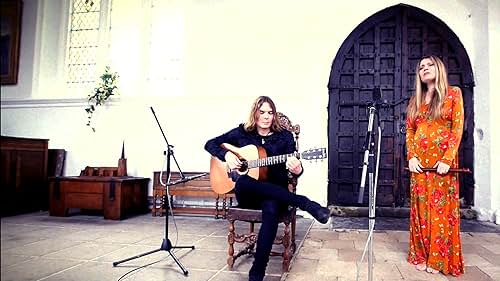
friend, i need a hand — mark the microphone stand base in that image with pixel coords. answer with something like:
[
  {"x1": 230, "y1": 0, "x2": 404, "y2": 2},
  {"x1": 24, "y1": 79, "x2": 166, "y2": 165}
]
[{"x1": 112, "y1": 238, "x2": 195, "y2": 276}]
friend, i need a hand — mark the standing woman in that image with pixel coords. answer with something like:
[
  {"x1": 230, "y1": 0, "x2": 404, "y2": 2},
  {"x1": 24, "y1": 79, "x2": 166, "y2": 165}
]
[{"x1": 406, "y1": 55, "x2": 465, "y2": 276}]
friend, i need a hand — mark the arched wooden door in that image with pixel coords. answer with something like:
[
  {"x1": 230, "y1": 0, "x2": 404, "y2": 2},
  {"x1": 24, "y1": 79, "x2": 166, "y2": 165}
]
[{"x1": 327, "y1": 4, "x2": 475, "y2": 207}]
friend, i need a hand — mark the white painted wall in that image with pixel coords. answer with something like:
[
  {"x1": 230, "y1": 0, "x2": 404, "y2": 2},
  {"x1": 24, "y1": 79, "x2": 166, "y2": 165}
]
[
  {"x1": 1, "y1": 0, "x2": 498, "y2": 222},
  {"x1": 487, "y1": 0, "x2": 500, "y2": 224}
]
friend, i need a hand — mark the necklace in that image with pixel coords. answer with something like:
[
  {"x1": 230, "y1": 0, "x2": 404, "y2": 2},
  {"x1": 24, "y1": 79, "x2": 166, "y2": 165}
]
[{"x1": 260, "y1": 131, "x2": 272, "y2": 145}]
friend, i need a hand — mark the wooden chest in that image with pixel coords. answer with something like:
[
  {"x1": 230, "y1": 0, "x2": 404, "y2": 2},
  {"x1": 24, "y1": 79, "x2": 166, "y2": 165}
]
[{"x1": 49, "y1": 176, "x2": 149, "y2": 220}]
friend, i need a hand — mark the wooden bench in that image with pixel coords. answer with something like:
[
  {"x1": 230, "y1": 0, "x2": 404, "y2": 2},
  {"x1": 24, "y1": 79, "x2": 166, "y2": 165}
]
[{"x1": 151, "y1": 171, "x2": 234, "y2": 218}]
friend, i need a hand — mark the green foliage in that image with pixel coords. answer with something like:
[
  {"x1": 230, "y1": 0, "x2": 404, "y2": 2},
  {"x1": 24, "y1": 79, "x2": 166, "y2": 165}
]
[{"x1": 85, "y1": 66, "x2": 119, "y2": 132}]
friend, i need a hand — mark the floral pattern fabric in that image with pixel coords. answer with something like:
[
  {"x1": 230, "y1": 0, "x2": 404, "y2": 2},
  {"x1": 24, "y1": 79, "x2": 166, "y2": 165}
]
[{"x1": 406, "y1": 86, "x2": 465, "y2": 276}]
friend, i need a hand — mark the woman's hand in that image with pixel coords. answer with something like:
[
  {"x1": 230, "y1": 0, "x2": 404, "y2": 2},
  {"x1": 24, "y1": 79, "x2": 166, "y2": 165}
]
[
  {"x1": 224, "y1": 152, "x2": 241, "y2": 170},
  {"x1": 409, "y1": 157, "x2": 423, "y2": 173},
  {"x1": 433, "y1": 161, "x2": 450, "y2": 175},
  {"x1": 286, "y1": 156, "x2": 303, "y2": 175}
]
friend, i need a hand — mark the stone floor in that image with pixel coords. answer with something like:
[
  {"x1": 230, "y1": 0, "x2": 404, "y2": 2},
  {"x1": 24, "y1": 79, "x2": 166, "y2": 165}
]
[
  {"x1": 284, "y1": 216, "x2": 500, "y2": 281},
  {"x1": 2, "y1": 211, "x2": 499, "y2": 281},
  {"x1": 0, "y1": 211, "x2": 312, "y2": 281}
]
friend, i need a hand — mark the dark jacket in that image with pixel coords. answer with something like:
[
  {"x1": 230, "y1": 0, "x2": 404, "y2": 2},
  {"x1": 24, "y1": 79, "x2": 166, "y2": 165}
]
[{"x1": 204, "y1": 124, "x2": 298, "y2": 188}]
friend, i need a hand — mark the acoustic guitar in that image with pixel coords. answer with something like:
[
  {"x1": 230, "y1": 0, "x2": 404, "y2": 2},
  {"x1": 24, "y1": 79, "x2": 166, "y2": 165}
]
[{"x1": 210, "y1": 143, "x2": 327, "y2": 194}]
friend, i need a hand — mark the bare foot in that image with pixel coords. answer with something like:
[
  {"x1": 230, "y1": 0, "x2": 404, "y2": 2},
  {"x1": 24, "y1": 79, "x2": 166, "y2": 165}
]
[
  {"x1": 426, "y1": 267, "x2": 439, "y2": 274},
  {"x1": 415, "y1": 263, "x2": 427, "y2": 271}
]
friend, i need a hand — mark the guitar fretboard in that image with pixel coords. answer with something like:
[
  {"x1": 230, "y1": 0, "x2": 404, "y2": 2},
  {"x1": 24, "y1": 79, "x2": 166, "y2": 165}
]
[{"x1": 246, "y1": 152, "x2": 300, "y2": 169}]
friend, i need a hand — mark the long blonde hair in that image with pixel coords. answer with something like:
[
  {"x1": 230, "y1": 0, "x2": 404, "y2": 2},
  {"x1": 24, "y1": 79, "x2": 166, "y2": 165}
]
[
  {"x1": 244, "y1": 96, "x2": 283, "y2": 133},
  {"x1": 407, "y1": 55, "x2": 449, "y2": 121}
]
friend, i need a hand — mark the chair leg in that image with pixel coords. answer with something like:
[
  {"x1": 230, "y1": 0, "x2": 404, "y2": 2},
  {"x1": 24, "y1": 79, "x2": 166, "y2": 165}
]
[
  {"x1": 169, "y1": 195, "x2": 174, "y2": 214},
  {"x1": 154, "y1": 191, "x2": 164, "y2": 216},
  {"x1": 291, "y1": 214, "x2": 297, "y2": 253},
  {"x1": 227, "y1": 219, "x2": 235, "y2": 268},
  {"x1": 249, "y1": 222, "x2": 255, "y2": 251},
  {"x1": 282, "y1": 222, "x2": 291, "y2": 272},
  {"x1": 152, "y1": 190, "x2": 159, "y2": 216},
  {"x1": 152, "y1": 194, "x2": 157, "y2": 216},
  {"x1": 215, "y1": 195, "x2": 220, "y2": 219}
]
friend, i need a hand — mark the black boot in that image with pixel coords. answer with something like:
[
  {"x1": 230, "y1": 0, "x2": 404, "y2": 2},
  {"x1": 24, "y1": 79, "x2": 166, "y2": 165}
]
[
  {"x1": 249, "y1": 273, "x2": 265, "y2": 281},
  {"x1": 305, "y1": 201, "x2": 330, "y2": 224},
  {"x1": 249, "y1": 261, "x2": 266, "y2": 281}
]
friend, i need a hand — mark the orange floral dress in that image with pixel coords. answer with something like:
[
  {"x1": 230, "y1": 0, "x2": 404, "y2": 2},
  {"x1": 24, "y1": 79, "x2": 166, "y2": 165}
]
[{"x1": 406, "y1": 86, "x2": 465, "y2": 276}]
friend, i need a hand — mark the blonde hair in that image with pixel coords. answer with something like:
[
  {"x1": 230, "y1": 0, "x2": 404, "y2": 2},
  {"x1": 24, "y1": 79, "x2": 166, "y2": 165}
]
[
  {"x1": 407, "y1": 55, "x2": 449, "y2": 121},
  {"x1": 244, "y1": 96, "x2": 283, "y2": 133}
]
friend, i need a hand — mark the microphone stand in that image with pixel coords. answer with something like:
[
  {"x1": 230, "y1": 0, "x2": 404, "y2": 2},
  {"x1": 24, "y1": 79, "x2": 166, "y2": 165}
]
[
  {"x1": 341, "y1": 88, "x2": 388, "y2": 281},
  {"x1": 358, "y1": 105, "x2": 377, "y2": 205},
  {"x1": 112, "y1": 107, "x2": 198, "y2": 276},
  {"x1": 357, "y1": 103, "x2": 382, "y2": 281},
  {"x1": 340, "y1": 90, "x2": 414, "y2": 281}
]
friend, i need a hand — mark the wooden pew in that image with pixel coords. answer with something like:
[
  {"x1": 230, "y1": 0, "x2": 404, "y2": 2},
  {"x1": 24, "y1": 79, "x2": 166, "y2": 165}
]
[{"x1": 152, "y1": 171, "x2": 234, "y2": 218}]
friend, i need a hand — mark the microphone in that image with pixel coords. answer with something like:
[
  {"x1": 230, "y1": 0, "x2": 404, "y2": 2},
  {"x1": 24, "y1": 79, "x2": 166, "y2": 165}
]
[{"x1": 372, "y1": 86, "x2": 381, "y2": 102}]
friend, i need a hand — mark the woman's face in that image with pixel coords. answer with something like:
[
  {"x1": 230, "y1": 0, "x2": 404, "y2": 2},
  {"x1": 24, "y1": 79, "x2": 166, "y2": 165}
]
[
  {"x1": 256, "y1": 102, "x2": 274, "y2": 131},
  {"x1": 418, "y1": 58, "x2": 436, "y2": 84}
]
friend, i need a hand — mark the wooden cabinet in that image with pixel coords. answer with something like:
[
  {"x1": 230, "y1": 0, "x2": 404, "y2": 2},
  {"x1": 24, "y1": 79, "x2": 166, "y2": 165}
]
[{"x1": 1, "y1": 136, "x2": 49, "y2": 216}]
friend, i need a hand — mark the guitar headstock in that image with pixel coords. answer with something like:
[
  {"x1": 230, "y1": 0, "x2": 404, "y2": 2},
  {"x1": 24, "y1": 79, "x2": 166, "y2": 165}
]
[{"x1": 301, "y1": 148, "x2": 327, "y2": 160}]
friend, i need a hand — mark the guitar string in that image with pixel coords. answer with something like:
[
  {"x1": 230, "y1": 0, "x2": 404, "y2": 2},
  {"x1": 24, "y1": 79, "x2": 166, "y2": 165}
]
[
  {"x1": 248, "y1": 152, "x2": 297, "y2": 168},
  {"x1": 246, "y1": 149, "x2": 326, "y2": 168}
]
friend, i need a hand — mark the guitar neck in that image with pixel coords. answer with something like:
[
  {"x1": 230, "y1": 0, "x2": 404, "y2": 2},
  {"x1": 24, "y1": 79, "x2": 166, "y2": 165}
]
[{"x1": 246, "y1": 152, "x2": 300, "y2": 169}]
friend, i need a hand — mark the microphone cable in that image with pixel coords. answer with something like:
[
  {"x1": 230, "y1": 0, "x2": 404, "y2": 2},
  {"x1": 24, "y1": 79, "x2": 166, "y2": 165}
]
[
  {"x1": 159, "y1": 153, "x2": 180, "y2": 249},
  {"x1": 115, "y1": 153, "x2": 180, "y2": 281}
]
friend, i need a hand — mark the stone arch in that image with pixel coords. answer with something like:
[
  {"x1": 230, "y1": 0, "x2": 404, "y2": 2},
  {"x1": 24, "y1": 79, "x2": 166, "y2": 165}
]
[{"x1": 327, "y1": 4, "x2": 474, "y2": 207}]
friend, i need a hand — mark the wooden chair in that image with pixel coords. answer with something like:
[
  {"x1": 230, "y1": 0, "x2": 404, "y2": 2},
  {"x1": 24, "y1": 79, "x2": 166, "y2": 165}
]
[{"x1": 226, "y1": 112, "x2": 300, "y2": 272}]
